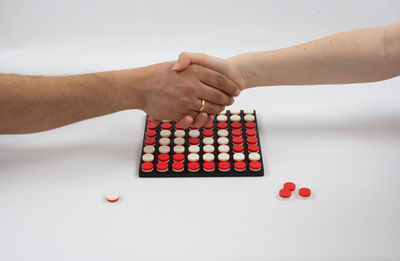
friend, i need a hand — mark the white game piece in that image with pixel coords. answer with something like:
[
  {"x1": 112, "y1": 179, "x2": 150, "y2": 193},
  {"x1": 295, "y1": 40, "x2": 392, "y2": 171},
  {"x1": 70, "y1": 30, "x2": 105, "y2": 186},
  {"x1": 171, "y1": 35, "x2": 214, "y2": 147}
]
[
  {"x1": 217, "y1": 137, "x2": 229, "y2": 145},
  {"x1": 203, "y1": 137, "x2": 214, "y2": 145},
  {"x1": 173, "y1": 145, "x2": 185, "y2": 154},
  {"x1": 217, "y1": 129, "x2": 228, "y2": 137},
  {"x1": 218, "y1": 153, "x2": 230, "y2": 161},
  {"x1": 174, "y1": 130, "x2": 185, "y2": 138},
  {"x1": 162, "y1": 120, "x2": 172, "y2": 123},
  {"x1": 249, "y1": 152, "x2": 261, "y2": 161},
  {"x1": 174, "y1": 137, "x2": 185, "y2": 145},
  {"x1": 189, "y1": 145, "x2": 200, "y2": 154},
  {"x1": 244, "y1": 114, "x2": 255, "y2": 122},
  {"x1": 203, "y1": 153, "x2": 215, "y2": 162},
  {"x1": 106, "y1": 191, "x2": 120, "y2": 202},
  {"x1": 160, "y1": 130, "x2": 171, "y2": 138},
  {"x1": 233, "y1": 153, "x2": 245, "y2": 162},
  {"x1": 230, "y1": 108, "x2": 241, "y2": 115},
  {"x1": 159, "y1": 138, "x2": 170, "y2": 146},
  {"x1": 230, "y1": 115, "x2": 241, "y2": 122},
  {"x1": 218, "y1": 145, "x2": 230, "y2": 153},
  {"x1": 188, "y1": 153, "x2": 200, "y2": 162},
  {"x1": 203, "y1": 144, "x2": 215, "y2": 153},
  {"x1": 218, "y1": 110, "x2": 227, "y2": 115},
  {"x1": 217, "y1": 115, "x2": 228, "y2": 122},
  {"x1": 189, "y1": 130, "x2": 200, "y2": 138},
  {"x1": 143, "y1": 145, "x2": 155, "y2": 154},
  {"x1": 243, "y1": 109, "x2": 254, "y2": 115},
  {"x1": 159, "y1": 146, "x2": 171, "y2": 154},
  {"x1": 142, "y1": 153, "x2": 154, "y2": 162}
]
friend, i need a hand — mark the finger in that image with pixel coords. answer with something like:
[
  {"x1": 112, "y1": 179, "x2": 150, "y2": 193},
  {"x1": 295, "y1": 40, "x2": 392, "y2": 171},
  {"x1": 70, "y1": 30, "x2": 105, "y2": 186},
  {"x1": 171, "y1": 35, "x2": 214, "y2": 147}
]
[
  {"x1": 174, "y1": 52, "x2": 229, "y2": 77},
  {"x1": 191, "y1": 112, "x2": 208, "y2": 128},
  {"x1": 187, "y1": 98, "x2": 225, "y2": 116},
  {"x1": 194, "y1": 65, "x2": 240, "y2": 97},
  {"x1": 204, "y1": 115, "x2": 214, "y2": 127},
  {"x1": 172, "y1": 52, "x2": 191, "y2": 72},
  {"x1": 176, "y1": 115, "x2": 193, "y2": 129},
  {"x1": 151, "y1": 119, "x2": 161, "y2": 126},
  {"x1": 196, "y1": 81, "x2": 234, "y2": 106}
]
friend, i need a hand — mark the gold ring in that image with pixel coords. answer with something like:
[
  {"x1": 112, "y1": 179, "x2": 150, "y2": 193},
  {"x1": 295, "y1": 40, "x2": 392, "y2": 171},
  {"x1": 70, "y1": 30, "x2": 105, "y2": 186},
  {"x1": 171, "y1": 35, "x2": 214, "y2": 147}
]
[{"x1": 199, "y1": 99, "x2": 206, "y2": 112}]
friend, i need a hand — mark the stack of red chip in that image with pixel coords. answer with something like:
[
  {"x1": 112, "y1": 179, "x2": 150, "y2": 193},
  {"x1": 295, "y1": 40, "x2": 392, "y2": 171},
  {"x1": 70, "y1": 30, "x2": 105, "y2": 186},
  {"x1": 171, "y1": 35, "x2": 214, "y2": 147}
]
[{"x1": 278, "y1": 182, "x2": 312, "y2": 199}]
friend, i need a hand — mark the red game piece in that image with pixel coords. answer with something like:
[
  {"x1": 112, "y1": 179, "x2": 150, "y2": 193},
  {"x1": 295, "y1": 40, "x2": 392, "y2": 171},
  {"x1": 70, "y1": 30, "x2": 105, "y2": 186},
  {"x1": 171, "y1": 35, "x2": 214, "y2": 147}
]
[
  {"x1": 246, "y1": 129, "x2": 257, "y2": 137},
  {"x1": 173, "y1": 153, "x2": 185, "y2": 162},
  {"x1": 231, "y1": 129, "x2": 242, "y2": 137},
  {"x1": 234, "y1": 161, "x2": 246, "y2": 171},
  {"x1": 189, "y1": 125, "x2": 198, "y2": 130},
  {"x1": 248, "y1": 144, "x2": 259, "y2": 153},
  {"x1": 141, "y1": 162, "x2": 154, "y2": 172},
  {"x1": 217, "y1": 122, "x2": 228, "y2": 129},
  {"x1": 249, "y1": 161, "x2": 261, "y2": 171},
  {"x1": 147, "y1": 123, "x2": 157, "y2": 130},
  {"x1": 247, "y1": 137, "x2": 258, "y2": 145},
  {"x1": 156, "y1": 162, "x2": 168, "y2": 172},
  {"x1": 158, "y1": 153, "x2": 170, "y2": 162},
  {"x1": 298, "y1": 188, "x2": 311, "y2": 198},
  {"x1": 174, "y1": 123, "x2": 183, "y2": 130},
  {"x1": 188, "y1": 161, "x2": 200, "y2": 172},
  {"x1": 283, "y1": 182, "x2": 296, "y2": 191},
  {"x1": 172, "y1": 162, "x2": 184, "y2": 172},
  {"x1": 161, "y1": 122, "x2": 172, "y2": 130},
  {"x1": 203, "y1": 161, "x2": 215, "y2": 172},
  {"x1": 233, "y1": 144, "x2": 244, "y2": 153},
  {"x1": 232, "y1": 137, "x2": 243, "y2": 145},
  {"x1": 189, "y1": 137, "x2": 200, "y2": 145},
  {"x1": 203, "y1": 129, "x2": 214, "y2": 137},
  {"x1": 203, "y1": 124, "x2": 214, "y2": 130},
  {"x1": 279, "y1": 188, "x2": 291, "y2": 198},
  {"x1": 218, "y1": 161, "x2": 230, "y2": 172},
  {"x1": 231, "y1": 122, "x2": 242, "y2": 129},
  {"x1": 144, "y1": 138, "x2": 156, "y2": 146},
  {"x1": 147, "y1": 117, "x2": 153, "y2": 123},
  {"x1": 146, "y1": 130, "x2": 157, "y2": 138},
  {"x1": 245, "y1": 121, "x2": 256, "y2": 129}
]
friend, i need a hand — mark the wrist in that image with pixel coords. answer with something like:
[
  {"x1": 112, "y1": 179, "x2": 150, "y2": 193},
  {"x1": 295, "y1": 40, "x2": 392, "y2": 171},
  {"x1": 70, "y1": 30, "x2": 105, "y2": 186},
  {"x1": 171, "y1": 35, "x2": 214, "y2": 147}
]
[{"x1": 229, "y1": 53, "x2": 264, "y2": 89}]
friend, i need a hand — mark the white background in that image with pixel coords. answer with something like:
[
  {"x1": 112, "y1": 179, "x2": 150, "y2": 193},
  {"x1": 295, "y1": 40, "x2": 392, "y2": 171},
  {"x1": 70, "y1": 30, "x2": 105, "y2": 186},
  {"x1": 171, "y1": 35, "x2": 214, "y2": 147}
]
[{"x1": 1, "y1": 0, "x2": 400, "y2": 260}]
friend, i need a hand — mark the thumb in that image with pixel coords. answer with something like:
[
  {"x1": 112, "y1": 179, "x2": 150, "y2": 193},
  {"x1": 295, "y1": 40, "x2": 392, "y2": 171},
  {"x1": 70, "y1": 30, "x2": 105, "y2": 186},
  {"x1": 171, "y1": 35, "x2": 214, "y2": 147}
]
[{"x1": 171, "y1": 52, "x2": 191, "y2": 72}]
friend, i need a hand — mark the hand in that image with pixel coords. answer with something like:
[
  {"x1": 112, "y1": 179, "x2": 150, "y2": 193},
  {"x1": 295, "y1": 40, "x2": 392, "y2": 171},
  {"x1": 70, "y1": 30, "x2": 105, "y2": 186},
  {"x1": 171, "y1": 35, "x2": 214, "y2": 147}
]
[{"x1": 141, "y1": 61, "x2": 239, "y2": 128}]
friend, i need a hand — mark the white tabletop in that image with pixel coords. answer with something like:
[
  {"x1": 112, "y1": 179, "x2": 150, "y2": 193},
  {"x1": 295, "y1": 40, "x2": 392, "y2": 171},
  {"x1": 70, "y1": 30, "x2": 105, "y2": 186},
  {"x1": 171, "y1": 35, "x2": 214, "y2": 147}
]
[{"x1": 1, "y1": 1, "x2": 400, "y2": 260}]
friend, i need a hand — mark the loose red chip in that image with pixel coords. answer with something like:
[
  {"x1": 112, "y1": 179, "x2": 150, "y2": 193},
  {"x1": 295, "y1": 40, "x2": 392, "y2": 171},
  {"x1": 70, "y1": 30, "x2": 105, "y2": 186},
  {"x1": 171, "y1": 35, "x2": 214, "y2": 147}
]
[
  {"x1": 218, "y1": 161, "x2": 230, "y2": 171},
  {"x1": 156, "y1": 162, "x2": 169, "y2": 171},
  {"x1": 248, "y1": 144, "x2": 259, "y2": 153},
  {"x1": 232, "y1": 137, "x2": 243, "y2": 145},
  {"x1": 217, "y1": 122, "x2": 228, "y2": 129},
  {"x1": 189, "y1": 137, "x2": 200, "y2": 145},
  {"x1": 203, "y1": 124, "x2": 214, "y2": 130},
  {"x1": 146, "y1": 130, "x2": 157, "y2": 138},
  {"x1": 144, "y1": 138, "x2": 156, "y2": 146},
  {"x1": 246, "y1": 129, "x2": 257, "y2": 137},
  {"x1": 203, "y1": 130, "x2": 214, "y2": 137},
  {"x1": 188, "y1": 161, "x2": 200, "y2": 171},
  {"x1": 234, "y1": 161, "x2": 246, "y2": 171},
  {"x1": 203, "y1": 161, "x2": 215, "y2": 171},
  {"x1": 245, "y1": 122, "x2": 256, "y2": 129},
  {"x1": 249, "y1": 161, "x2": 261, "y2": 171},
  {"x1": 147, "y1": 123, "x2": 157, "y2": 130},
  {"x1": 231, "y1": 129, "x2": 242, "y2": 137},
  {"x1": 247, "y1": 137, "x2": 258, "y2": 145},
  {"x1": 231, "y1": 122, "x2": 242, "y2": 129},
  {"x1": 233, "y1": 145, "x2": 244, "y2": 153},
  {"x1": 175, "y1": 123, "x2": 183, "y2": 130},
  {"x1": 173, "y1": 153, "x2": 185, "y2": 162},
  {"x1": 141, "y1": 162, "x2": 154, "y2": 171},
  {"x1": 158, "y1": 153, "x2": 170, "y2": 162},
  {"x1": 299, "y1": 188, "x2": 311, "y2": 198},
  {"x1": 283, "y1": 182, "x2": 296, "y2": 191},
  {"x1": 279, "y1": 188, "x2": 291, "y2": 198},
  {"x1": 172, "y1": 161, "x2": 184, "y2": 171},
  {"x1": 161, "y1": 122, "x2": 172, "y2": 130}
]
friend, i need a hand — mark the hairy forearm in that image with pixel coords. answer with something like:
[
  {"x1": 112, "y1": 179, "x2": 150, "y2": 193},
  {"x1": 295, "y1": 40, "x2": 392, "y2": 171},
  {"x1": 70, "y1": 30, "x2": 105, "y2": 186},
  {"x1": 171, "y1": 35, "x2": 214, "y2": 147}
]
[
  {"x1": 232, "y1": 23, "x2": 400, "y2": 88},
  {"x1": 0, "y1": 69, "x2": 147, "y2": 134}
]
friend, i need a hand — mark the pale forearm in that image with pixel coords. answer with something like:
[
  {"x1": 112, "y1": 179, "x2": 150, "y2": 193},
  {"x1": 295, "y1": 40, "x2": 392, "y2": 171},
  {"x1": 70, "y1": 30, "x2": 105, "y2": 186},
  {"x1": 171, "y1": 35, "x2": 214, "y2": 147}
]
[{"x1": 232, "y1": 23, "x2": 400, "y2": 88}]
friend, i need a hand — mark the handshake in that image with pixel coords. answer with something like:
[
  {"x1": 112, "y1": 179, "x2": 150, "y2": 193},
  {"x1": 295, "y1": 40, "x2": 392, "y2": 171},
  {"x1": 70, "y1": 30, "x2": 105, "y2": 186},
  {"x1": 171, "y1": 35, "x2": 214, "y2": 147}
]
[{"x1": 136, "y1": 52, "x2": 247, "y2": 129}]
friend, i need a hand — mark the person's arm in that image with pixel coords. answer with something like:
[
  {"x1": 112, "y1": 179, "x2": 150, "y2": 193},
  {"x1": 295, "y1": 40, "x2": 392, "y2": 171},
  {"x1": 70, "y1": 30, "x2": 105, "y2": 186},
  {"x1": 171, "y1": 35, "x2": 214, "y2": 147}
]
[
  {"x1": 0, "y1": 62, "x2": 239, "y2": 134},
  {"x1": 173, "y1": 23, "x2": 400, "y2": 90}
]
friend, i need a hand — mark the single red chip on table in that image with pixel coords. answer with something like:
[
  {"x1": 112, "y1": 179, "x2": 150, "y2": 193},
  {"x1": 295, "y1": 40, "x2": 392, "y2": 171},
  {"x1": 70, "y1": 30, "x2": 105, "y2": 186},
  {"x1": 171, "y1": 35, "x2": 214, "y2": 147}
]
[
  {"x1": 233, "y1": 144, "x2": 244, "y2": 153},
  {"x1": 246, "y1": 129, "x2": 257, "y2": 137},
  {"x1": 248, "y1": 144, "x2": 259, "y2": 153},
  {"x1": 203, "y1": 161, "x2": 215, "y2": 171},
  {"x1": 249, "y1": 161, "x2": 261, "y2": 171},
  {"x1": 189, "y1": 137, "x2": 200, "y2": 145},
  {"x1": 245, "y1": 121, "x2": 256, "y2": 129},
  {"x1": 173, "y1": 153, "x2": 185, "y2": 162},
  {"x1": 284, "y1": 182, "x2": 296, "y2": 191},
  {"x1": 234, "y1": 161, "x2": 246, "y2": 171},
  {"x1": 299, "y1": 188, "x2": 311, "y2": 198},
  {"x1": 203, "y1": 124, "x2": 214, "y2": 130},
  {"x1": 279, "y1": 188, "x2": 291, "y2": 198},
  {"x1": 156, "y1": 162, "x2": 169, "y2": 172},
  {"x1": 146, "y1": 130, "x2": 157, "y2": 138},
  {"x1": 231, "y1": 129, "x2": 242, "y2": 137},
  {"x1": 144, "y1": 138, "x2": 156, "y2": 146},
  {"x1": 147, "y1": 123, "x2": 157, "y2": 130},
  {"x1": 218, "y1": 161, "x2": 230, "y2": 171},
  {"x1": 161, "y1": 122, "x2": 172, "y2": 130},
  {"x1": 217, "y1": 122, "x2": 228, "y2": 129},
  {"x1": 231, "y1": 122, "x2": 242, "y2": 129},
  {"x1": 172, "y1": 161, "x2": 184, "y2": 172},
  {"x1": 203, "y1": 129, "x2": 214, "y2": 137},
  {"x1": 247, "y1": 136, "x2": 258, "y2": 145},
  {"x1": 141, "y1": 162, "x2": 154, "y2": 172},
  {"x1": 232, "y1": 137, "x2": 243, "y2": 145},
  {"x1": 158, "y1": 153, "x2": 170, "y2": 162},
  {"x1": 188, "y1": 161, "x2": 200, "y2": 171}
]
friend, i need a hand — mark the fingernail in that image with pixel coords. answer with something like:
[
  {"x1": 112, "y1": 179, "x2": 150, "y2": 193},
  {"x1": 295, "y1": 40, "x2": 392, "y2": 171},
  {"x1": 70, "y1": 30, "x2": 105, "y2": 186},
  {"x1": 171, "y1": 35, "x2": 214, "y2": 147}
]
[
  {"x1": 171, "y1": 61, "x2": 181, "y2": 71},
  {"x1": 235, "y1": 88, "x2": 240, "y2": 96}
]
